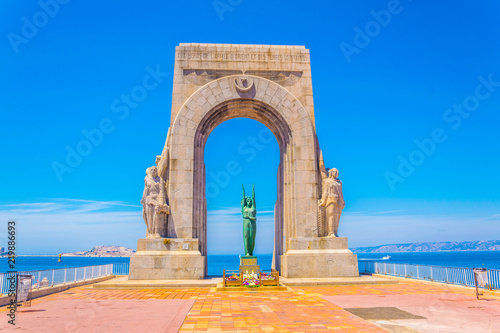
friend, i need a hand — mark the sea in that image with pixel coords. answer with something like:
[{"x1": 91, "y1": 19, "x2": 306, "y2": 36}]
[{"x1": 1, "y1": 251, "x2": 499, "y2": 275}]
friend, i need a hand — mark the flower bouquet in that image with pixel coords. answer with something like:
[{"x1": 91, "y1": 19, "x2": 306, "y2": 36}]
[{"x1": 243, "y1": 271, "x2": 260, "y2": 288}]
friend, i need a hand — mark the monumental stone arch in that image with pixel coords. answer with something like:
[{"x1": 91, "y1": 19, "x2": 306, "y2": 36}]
[{"x1": 129, "y1": 43, "x2": 359, "y2": 280}]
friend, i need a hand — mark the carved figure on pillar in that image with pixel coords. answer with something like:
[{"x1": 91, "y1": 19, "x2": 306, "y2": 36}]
[
  {"x1": 318, "y1": 168, "x2": 345, "y2": 237},
  {"x1": 141, "y1": 166, "x2": 169, "y2": 238}
]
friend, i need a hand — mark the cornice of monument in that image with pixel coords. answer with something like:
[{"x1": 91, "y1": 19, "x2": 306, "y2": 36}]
[{"x1": 177, "y1": 43, "x2": 307, "y2": 50}]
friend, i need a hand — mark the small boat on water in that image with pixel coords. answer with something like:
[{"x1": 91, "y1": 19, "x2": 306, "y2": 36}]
[{"x1": 357, "y1": 255, "x2": 392, "y2": 261}]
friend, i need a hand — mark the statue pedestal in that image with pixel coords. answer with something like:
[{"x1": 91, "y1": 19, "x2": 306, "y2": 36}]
[
  {"x1": 280, "y1": 237, "x2": 359, "y2": 278},
  {"x1": 239, "y1": 255, "x2": 260, "y2": 275},
  {"x1": 128, "y1": 238, "x2": 205, "y2": 280}
]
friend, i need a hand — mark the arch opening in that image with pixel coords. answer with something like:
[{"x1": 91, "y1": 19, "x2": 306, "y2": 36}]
[
  {"x1": 194, "y1": 99, "x2": 292, "y2": 274},
  {"x1": 203, "y1": 118, "x2": 279, "y2": 275}
]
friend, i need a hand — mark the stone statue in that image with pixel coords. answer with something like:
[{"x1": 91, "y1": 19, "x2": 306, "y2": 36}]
[
  {"x1": 141, "y1": 166, "x2": 169, "y2": 238},
  {"x1": 241, "y1": 184, "x2": 257, "y2": 256},
  {"x1": 318, "y1": 168, "x2": 345, "y2": 237}
]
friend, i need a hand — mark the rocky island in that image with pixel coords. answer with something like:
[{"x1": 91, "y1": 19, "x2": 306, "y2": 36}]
[{"x1": 62, "y1": 245, "x2": 135, "y2": 257}]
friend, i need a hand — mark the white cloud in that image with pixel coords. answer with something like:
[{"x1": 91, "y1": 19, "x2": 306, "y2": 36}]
[
  {"x1": 341, "y1": 212, "x2": 500, "y2": 248},
  {"x1": 0, "y1": 199, "x2": 143, "y2": 254},
  {"x1": 56, "y1": 198, "x2": 142, "y2": 207}
]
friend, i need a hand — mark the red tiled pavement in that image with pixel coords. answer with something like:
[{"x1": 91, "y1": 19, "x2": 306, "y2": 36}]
[{"x1": 1, "y1": 279, "x2": 498, "y2": 332}]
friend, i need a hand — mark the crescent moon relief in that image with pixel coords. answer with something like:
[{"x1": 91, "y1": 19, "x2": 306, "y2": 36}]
[{"x1": 234, "y1": 76, "x2": 254, "y2": 92}]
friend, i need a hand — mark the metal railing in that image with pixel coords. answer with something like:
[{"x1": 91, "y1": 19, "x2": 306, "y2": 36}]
[
  {"x1": 113, "y1": 263, "x2": 130, "y2": 275},
  {"x1": 359, "y1": 261, "x2": 500, "y2": 290},
  {"x1": 0, "y1": 264, "x2": 113, "y2": 295}
]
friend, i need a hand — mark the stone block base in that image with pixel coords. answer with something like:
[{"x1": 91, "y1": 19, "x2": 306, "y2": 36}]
[
  {"x1": 239, "y1": 255, "x2": 260, "y2": 275},
  {"x1": 128, "y1": 238, "x2": 205, "y2": 280},
  {"x1": 280, "y1": 237, "x2": 359, "y2": 278},
  {"x1": 240, "y1": 256, "x2": 258, "y2": 266},
  {"x1": 239, "y1": 265, "x2": 260, "y2": 274}
]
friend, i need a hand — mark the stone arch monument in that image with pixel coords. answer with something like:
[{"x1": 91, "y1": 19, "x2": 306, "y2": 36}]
[{"x1": 129, "y1": 43, "x2": 359, "y2": 279}]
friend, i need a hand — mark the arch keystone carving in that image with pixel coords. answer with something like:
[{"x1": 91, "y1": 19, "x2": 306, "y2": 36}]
[{"x1": 234, "y1": 76, "x2": 254, "y2": 92}]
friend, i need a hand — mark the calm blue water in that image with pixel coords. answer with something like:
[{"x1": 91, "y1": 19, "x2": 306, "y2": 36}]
[
  {"x1": 207, "y1": 254, "x2": 273, "y2": 276},
  {"x1": 0, "y1": 256, "x2": 130, "y2": 273},
  {"x1": 1, "y1": 251, "x2": 499, "y2": 274},
  {"x1": 355, "y1": 251, "x2": 500, "y2": 270}
]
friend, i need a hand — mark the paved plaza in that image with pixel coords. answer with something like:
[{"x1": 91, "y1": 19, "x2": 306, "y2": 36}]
[{"x1": 1, "y1": 277, "x2": 499, "y2": 332}]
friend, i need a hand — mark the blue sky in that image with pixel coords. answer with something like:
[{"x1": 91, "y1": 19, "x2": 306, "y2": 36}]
[{"x1": 1, "y1": 0, "x2": 499, "y2": 254}]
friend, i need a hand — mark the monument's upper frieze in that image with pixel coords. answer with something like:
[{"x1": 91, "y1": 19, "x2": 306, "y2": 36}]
[{"x1": 175, "y1": 43, "x2": 310, "y2": 64}]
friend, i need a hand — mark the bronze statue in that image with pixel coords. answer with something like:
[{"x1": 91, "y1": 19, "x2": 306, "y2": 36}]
[{"x1": 241, "y1": 184, "x2": 257, "y2": 256}]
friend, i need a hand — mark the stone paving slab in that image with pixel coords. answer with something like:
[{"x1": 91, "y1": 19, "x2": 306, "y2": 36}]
[
  {"x1": 343, "y1": 307, "x2": 426, "y2": 320},
  {"x1": 0, "y1": 299, "x2": 194, "y2": 332},
  {"x1": 324, "y1": 293, "x2": 500, "y2": 333}
]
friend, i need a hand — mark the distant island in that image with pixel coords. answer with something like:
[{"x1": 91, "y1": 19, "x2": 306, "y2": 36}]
[
  {"x1": 62, "y1": 245, "x2": 135, "y2": 257},
  {"x1": 351, "y1": 240, "x2": 500, "y2": 253}
]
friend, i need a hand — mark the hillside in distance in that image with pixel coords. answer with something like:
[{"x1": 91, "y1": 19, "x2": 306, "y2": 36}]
[
  {"x1": 352, "y1": 240, "x2": 500, "y2": 253},
  {"x1": 62, "y1": 245, "x2": 135, "y2": 257}
]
